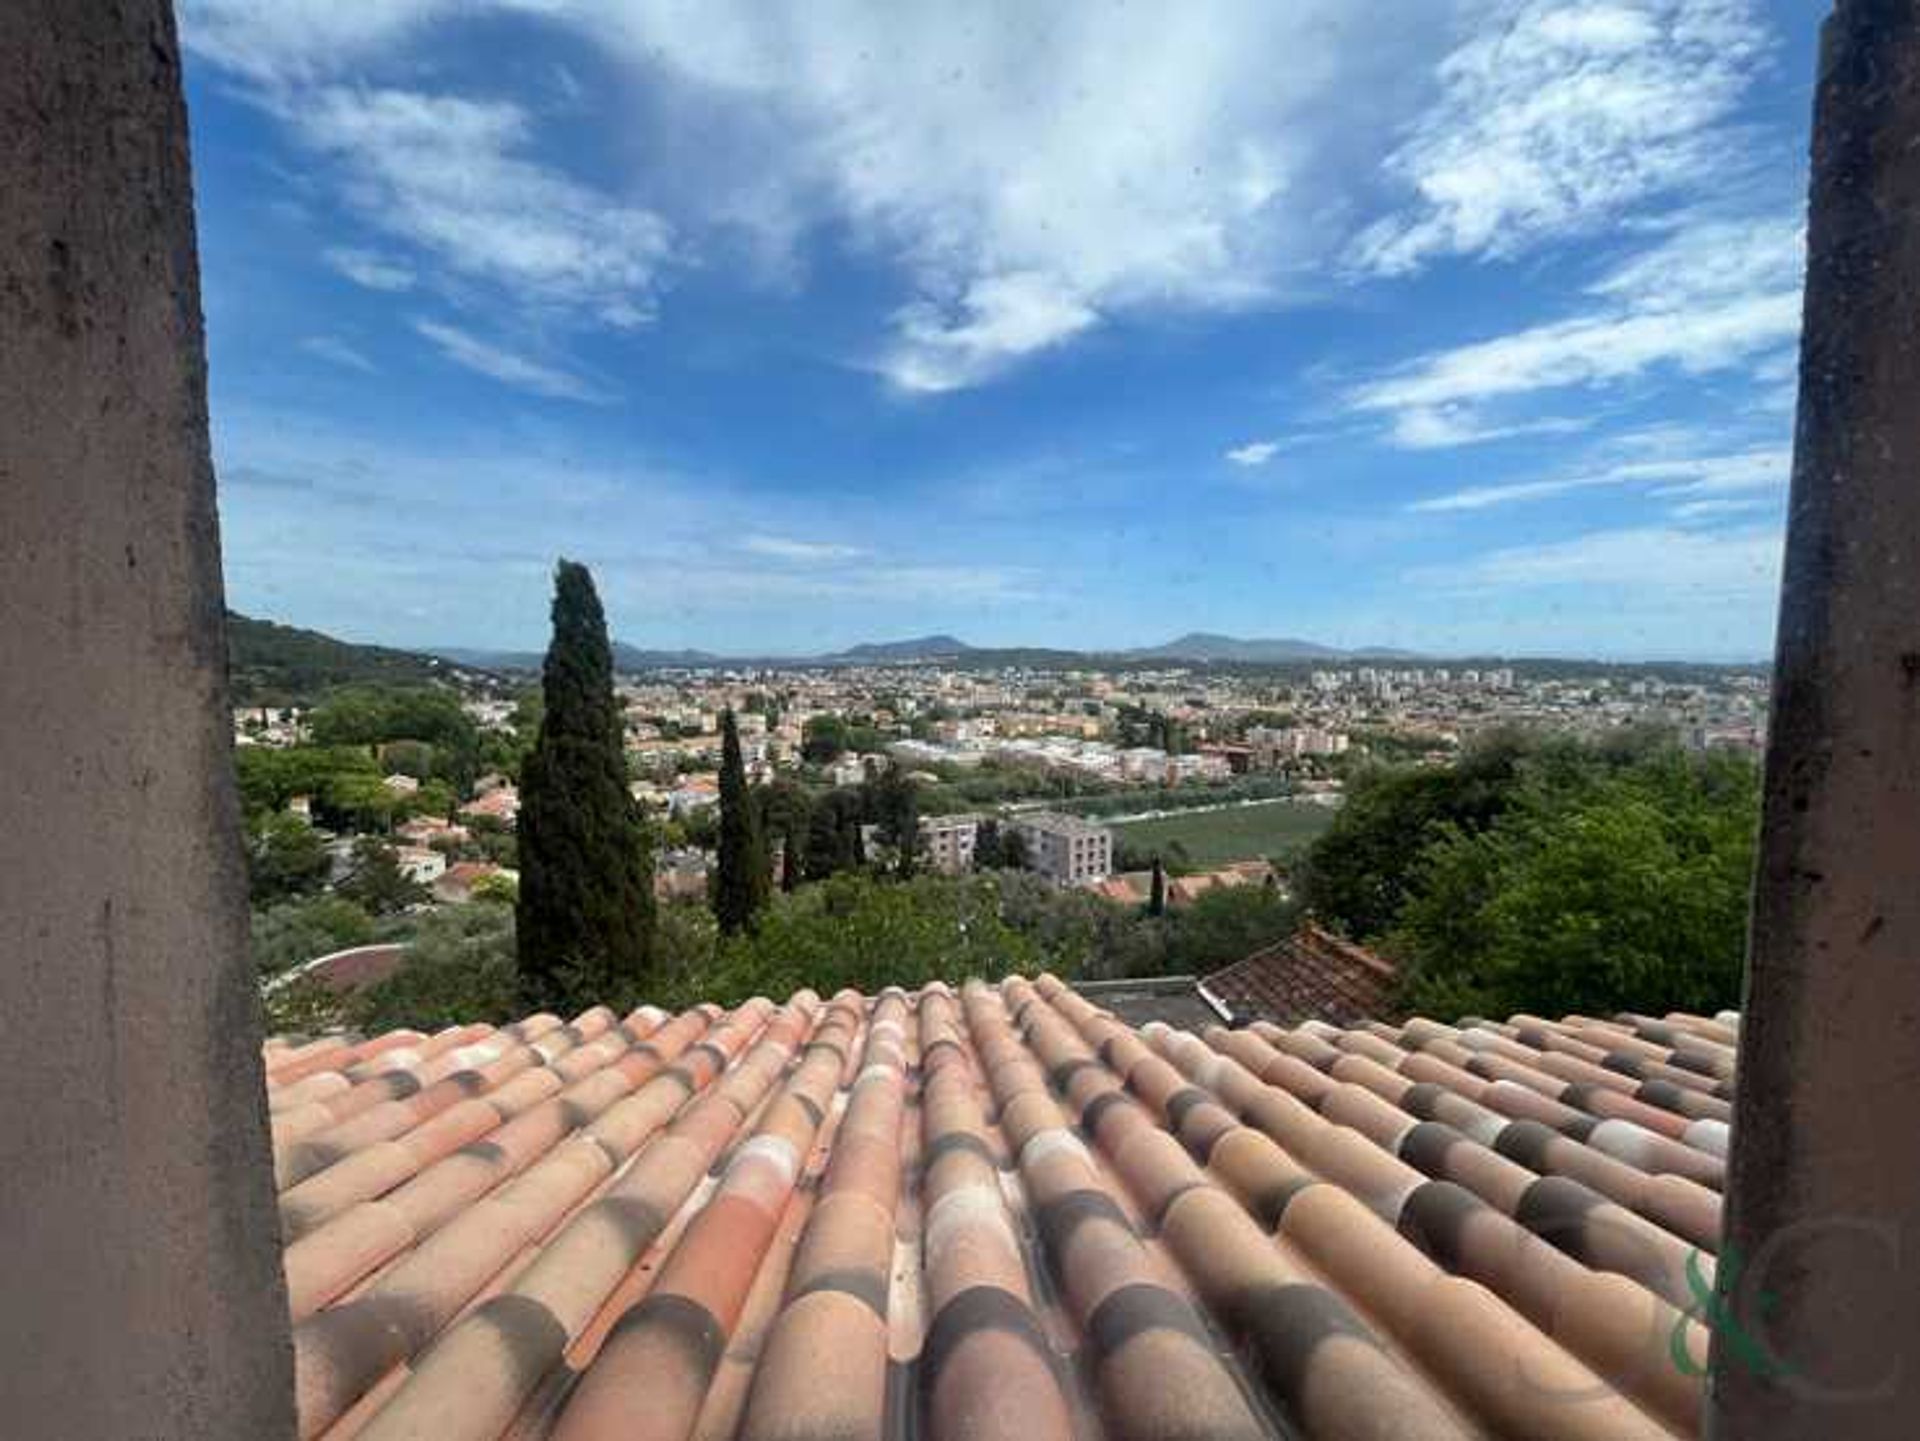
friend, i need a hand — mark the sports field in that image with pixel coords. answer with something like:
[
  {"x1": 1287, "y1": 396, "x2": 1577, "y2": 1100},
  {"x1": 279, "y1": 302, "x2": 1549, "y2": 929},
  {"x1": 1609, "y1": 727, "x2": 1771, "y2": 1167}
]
[{"x1": 1109, "y1": 798, "x2": 1336, "y2": 867}]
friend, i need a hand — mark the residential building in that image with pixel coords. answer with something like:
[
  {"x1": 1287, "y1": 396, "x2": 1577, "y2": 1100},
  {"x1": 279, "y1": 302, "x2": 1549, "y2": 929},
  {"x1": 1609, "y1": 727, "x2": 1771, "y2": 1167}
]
[
  {"x1": 460, "y1": 785, "x2": 520, "y2": 825},
  {"x1": 396, "y1": 815, "x2": 469, "y2": 847},
  {"x1": 393, "y1": 845, "x2": 447, "y2": 885},
  {"x1": 1012, "y1": 812, "x2": 1114, "y2": 886},
  {"x1": 920, "y1": 813, "x2": 981, "y2": 874},
  {"x1": 433, "y1": 861, "x2": 514, "y2": 903}
]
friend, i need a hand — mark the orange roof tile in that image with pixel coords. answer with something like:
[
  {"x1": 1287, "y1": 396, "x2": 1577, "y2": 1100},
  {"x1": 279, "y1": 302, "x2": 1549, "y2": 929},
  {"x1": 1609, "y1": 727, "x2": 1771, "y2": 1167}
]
[
  {"x1": 1202, "y1": 922, "x2": 1401, "y2": 1026},
  {"x1": 264, "y1": 979, "x2": 1736, "y2": 1439}
]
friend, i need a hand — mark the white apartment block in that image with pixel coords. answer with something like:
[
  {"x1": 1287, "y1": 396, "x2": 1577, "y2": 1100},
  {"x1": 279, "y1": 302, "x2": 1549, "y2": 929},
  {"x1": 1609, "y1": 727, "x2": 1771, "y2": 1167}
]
[
  {"x1": 920, "y1": 813, "x2": 981, "y2": 874},
  {"x1": 1012, "y1": 812, "x2": 1114, "y2": 887}
]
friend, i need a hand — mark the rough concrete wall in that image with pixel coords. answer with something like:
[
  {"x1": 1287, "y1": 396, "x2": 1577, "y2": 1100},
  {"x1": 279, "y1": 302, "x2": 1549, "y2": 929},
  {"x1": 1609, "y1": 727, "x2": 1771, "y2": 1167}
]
[
  {"x1": 0, "y1": 3, "x2": 296, "y2": 1437},
  {"x1": 1711, "y1": 3, "x2": 1920, "y2": 1435}
]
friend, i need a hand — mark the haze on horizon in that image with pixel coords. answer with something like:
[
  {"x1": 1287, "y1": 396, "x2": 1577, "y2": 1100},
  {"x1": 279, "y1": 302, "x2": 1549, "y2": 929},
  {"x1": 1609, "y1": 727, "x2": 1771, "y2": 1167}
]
[{"x1": 183, "y1": 1, "x2": 1812, "y2": 663}]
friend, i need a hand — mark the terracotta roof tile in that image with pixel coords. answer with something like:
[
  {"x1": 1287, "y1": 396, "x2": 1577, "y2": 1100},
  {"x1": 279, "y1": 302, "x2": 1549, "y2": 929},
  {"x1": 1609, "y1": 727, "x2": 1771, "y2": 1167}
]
[
  {"x1": 1201, "y1": 923, "x2": 1402, "y2": 1027},
  {"x1": 265, "y1": 977, "x2": 1739, "y2": 1439}
]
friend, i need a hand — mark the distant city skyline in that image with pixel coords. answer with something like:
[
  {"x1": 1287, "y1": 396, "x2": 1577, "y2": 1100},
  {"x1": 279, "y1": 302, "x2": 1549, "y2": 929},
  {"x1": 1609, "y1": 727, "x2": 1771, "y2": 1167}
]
[{"x1": 184, "y1": 1, "x2": 1812, "y2": 660}]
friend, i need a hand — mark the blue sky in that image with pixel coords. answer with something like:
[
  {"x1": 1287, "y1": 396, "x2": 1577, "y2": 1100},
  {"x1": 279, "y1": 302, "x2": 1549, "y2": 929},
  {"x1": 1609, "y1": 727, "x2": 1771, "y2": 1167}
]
[{"x1": 180, "y1": 1, "x2": 1815, "y2": 659}]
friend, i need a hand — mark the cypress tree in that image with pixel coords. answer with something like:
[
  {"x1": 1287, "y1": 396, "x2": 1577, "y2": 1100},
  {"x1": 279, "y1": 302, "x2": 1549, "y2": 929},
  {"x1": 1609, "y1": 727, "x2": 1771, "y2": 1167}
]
[
  {"x1": 1148, "y1": 855, "x2": 1167, "y2": 917},
  {"x1": 714, "y1": 709, "x2": 766, "y2": 933},
  {"x1": 515, "y1": 560, "x2": 653, "y2": 1008}
]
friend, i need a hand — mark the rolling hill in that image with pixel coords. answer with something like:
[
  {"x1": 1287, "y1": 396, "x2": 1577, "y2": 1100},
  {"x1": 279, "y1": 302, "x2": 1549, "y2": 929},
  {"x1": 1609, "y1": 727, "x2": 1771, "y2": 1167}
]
[{"x1": 227, "y1": 613, "x2": 471, "y2": 705}]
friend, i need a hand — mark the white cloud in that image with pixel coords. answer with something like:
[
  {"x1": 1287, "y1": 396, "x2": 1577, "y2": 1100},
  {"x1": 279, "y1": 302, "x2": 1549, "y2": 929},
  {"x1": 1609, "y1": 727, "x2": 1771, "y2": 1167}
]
[
  {"x1": 298, "y1": 335, "x2": 378, "y2": 372},
  {"x1": 1355, "y1": 290, "x2": 1799, "y2": 414},
  {"x1": 1224, "y1": 439, "x2": 1282, "y2": 468},
  {"x1": 1354, "y1": 216, "x2": 1804, "y2": 440},
  {"x1": 884, "y1": 273, "x2": 1099, "y2": 393},
  {"x1": 181, "y1": 1, "x2": 1787, "y2": 395},
  {"x1": 1416, "y1": 523, "x2": 1783, "y2": 603},
  {"x1": 412, "y1": 318, "x2": 612, "y2": 403},
  {"x1": 183, "y1": 0, "x2": 1450, "y2": 390},
  {"x1": 568, "y1": 3, "x2": 1411, "y2": 390},
  {"x1": 1410, "y1": 444, "x2": 1788, "y2": 511},
  {"x1": 282, "y1": 86, "x2": 671, "y2": 327},
  {"x1": 323, "y1": 246, "x2": 416, "y2": 292},
  {"x1": 742, "y1": 534, "x2": 867, "y2": 563},
  {"x1": 1353, "y1": 0, "x2": 1769, "y2": 274},
  {"x1": 1387, "y1": 408, "x2": 1588, "y2": 450},
  {"x1": 1671, "y1": 496, "x2": 1778, "y2": 519},
  {"x1": 178, "y1": 1, "x2": 460, "y2": 82}
]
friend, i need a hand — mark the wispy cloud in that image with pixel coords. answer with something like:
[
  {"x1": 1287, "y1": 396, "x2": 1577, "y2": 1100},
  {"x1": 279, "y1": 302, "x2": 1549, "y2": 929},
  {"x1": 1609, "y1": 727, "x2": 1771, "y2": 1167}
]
[
  {"x1": 1353, "y1": 0, "x2": 1770, "y2": 275},
  {"x1": 741, "y1": 534, "x2": 867, "y2": 563},
  {"x1": 1387, "y1": 408, "x2": 1588, "y2": 451},
  {"x1": 282, "y1": 86, "x2": 671, "y2": 328},
  {"x1": 182, "y1": 2, "x2": 1789, "y2": 398},
  {"x1": 299, "y1": 335, "x2": 378, "y2": 373},
  {"x1": 412, "y1": 318, "x2": 612, "y2": 403},
  {"x1": 322, "y1": 246, "x2": 416, "y2": 292},
  {"x1": 1224, "y1": 439, "x2": 1282, "y2": 467},
  {"x1": 1353, "y1": 216, "x2": 1804, "y2": 443},
  {"x1": 1410, "y1": 444, "x2": 1789, "y2": 511},
  {"x1": 1414, "y1": 522, "x2": 1783, "y2": 603},
  {"x1": 1670, "y1": 496, "x2": 1779, "y2": 520}
]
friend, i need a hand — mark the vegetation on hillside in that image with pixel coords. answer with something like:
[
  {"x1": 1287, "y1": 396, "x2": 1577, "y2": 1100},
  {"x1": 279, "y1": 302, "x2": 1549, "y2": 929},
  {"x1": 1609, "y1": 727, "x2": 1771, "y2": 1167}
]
[
  {"x1": 1296, "y1": 729, "x2": 1759, "y2": 1020},
  {"x1": 227, "y1": 611, "x2": 458, "y2": 705}
]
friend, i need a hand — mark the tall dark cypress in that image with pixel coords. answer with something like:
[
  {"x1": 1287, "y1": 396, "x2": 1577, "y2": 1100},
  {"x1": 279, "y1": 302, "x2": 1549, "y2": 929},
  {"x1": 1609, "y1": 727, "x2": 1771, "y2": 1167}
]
[
  {"x1": 714, "y1": 709, "x2": 765, "y2": 933},
  {"x1": 1148, "y1": 855, "x2": 1167, "y2": 917},
  {"x1": 516, "y1": 560, "x2": 652, "y2": 1007}
]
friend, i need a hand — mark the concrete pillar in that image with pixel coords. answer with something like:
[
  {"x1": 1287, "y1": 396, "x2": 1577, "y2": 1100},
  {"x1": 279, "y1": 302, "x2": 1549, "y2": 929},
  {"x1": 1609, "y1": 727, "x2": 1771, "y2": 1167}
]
[
  {"x1": 1710, "y1": 4, "x2": 1920, "y2": 1435},
  {"x1": 0, "y1": 4, "x2": 296, "y2": 1437}
]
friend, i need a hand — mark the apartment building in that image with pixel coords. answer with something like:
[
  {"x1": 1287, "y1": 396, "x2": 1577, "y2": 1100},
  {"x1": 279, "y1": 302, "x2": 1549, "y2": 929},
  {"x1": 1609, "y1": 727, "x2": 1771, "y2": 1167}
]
[
  {"x1": 1012, "y1": 812, "x2": 1114, "y2": 887},
  {"x1": 920, "y1": 813, "x2": 981, "y2": 874}
]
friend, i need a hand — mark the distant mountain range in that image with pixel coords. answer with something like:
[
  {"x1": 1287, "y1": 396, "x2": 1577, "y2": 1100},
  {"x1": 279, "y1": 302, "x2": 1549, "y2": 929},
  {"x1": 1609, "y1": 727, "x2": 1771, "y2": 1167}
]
[
  {"x1": 231, "y1": 613, "x2": 1760, "y2": 693},
  {"x1": 1126, "y1": 632, "x2": 1423, "y2": 663},
  {"x1": 438, "y1": 630, "x2": 1418, "y2": 670}
]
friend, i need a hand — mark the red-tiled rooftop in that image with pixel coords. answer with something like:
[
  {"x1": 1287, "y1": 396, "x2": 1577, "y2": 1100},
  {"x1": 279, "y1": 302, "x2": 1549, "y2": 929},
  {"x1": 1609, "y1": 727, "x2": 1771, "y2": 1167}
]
[
  {"x1": 262, "y1": 978, "x2": 1738, "y2": 1439},
  {"x1": 1201, "y1": 923, "x2": 1402, "y2": 1027}
]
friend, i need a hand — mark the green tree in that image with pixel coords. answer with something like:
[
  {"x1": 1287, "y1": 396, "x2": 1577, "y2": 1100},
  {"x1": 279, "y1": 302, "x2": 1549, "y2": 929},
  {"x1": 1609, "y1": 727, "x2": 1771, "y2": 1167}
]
[
  {"x1": 678, "y1": 873, "x2": 1042, "y2": 1007},
  {"x1": 864, "y1": 764, "x2": 920, "y2": 879},
  {"x1": 309, "y1": 684, "x2": 480, "y2": 791},
  {"x1": 713, "y1": 709, "x2": 767, "y2": 934},
  {"x1": 804, "y1": 790, "x2": 864, "y2": 881},
  {"x1": 1163, "y1": 884, "x2": 1299, "y2": 973},
  {"x1": 801, "y1": 714, "x2": 851, "y2": 764},
  {"x1": 247, "y1": 812, "x2": 332, "y2": 904},
  {"x1": 1295, "y1": 730, "x2": 1533, "y2": 938},
  {"x1": 1000, "y1": 827, "x2": 1029, "y2": 872},
  {"x1": 336, "y1": 837, "x2": 430, "y2": 916},
  {"x1": 1148, "y1": 856, "x2": 1167, "y2": 917},
  {"x1": 758, "y1": 779, "x2": 810, "y2": 894},
  {"x1": 348, "y1": 904, "x2": 521, "y2": 1032},
  {"x1": 251, "y1": 895, "x2": 377, "y2": 977},
  {"x1": 516, "y1": 560, "x2": 654, "y2": 1008},
  {"x1": 974, "y1": 818, "x2": 1004, "y2": 870},
  {"x1": 1391, "y1": 752, "x2": 1757, "y2": 1019}
]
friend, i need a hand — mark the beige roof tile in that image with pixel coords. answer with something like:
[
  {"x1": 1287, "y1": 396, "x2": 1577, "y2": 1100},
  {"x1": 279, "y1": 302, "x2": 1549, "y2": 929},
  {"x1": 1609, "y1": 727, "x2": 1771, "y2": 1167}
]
[{"x1": 265, "y1": 975, "x2": 1738, "y2": 1439}]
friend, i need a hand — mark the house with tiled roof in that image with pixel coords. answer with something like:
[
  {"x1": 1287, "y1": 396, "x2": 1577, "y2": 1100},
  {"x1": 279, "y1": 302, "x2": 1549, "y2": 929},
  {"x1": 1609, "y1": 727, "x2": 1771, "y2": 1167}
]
[
  {"x1": 432, "y1": 860, "x2": 513, "y2": 904},
  {"x1": 1201, "y1": 921, "x2": 1402, "y2": 1027},
  {"x1": 265, "y1": 973, "x2": 1734, "y2": 1439},
  {"x1": 459, "y1": 784, "x2": 520, "y2": 825}
]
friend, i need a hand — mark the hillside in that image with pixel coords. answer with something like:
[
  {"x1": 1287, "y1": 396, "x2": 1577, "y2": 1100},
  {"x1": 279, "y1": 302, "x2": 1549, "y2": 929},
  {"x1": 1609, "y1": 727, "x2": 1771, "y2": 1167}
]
[{"x1": 227, "y1": 612, "x2": 463, "y2": 705}]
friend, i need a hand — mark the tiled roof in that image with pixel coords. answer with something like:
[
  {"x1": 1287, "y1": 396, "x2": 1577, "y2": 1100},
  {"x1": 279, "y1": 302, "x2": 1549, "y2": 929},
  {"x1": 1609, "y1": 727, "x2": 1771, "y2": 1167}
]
[
  {"x1": 272, "y1": 943, "x2": 411, "y2": 997},
  {"x1": 263, "y1": 978, "x2": 1736, "y2": 1440},
  {"x1": 1202, "y1": 923, "x2": 1401, "y2": 1026}
]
